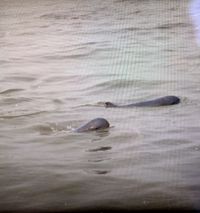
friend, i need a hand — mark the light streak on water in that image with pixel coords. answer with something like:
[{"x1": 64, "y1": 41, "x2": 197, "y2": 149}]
[{"x1": 190, "y1": 0, "x2": 200, "y2": 46}]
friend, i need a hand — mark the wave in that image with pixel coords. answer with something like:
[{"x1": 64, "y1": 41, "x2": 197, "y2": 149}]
[
  {"x1": 82, "y1": 79, "x2": 169, "y2": 94},
  {"x1": 0, "y1": 97, "x2": 31, "y2": 105},
  {"x1": 42, "y1": 49, "x2": 97, "y2": 60},
  {"x1": 0, "y1": 88, "x2": 24, "y2": 95},
  {"x1": 156, "y1": 22, "x2": 189, "y2": 30},
  {"x1": 2, "y1": 76, "x2": 37, "y2": 82},
  {"x1": 0, "y1": 111, "x2": 47, "y2": 119}
]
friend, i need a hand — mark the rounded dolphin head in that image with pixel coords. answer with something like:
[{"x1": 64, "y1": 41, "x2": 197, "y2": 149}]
[
  {"x1": 75, "y1": 118, "x2": 110, "y2": 133},
  {"x1": 158, "y1": 96, "x2": 180, "y2": 105}
]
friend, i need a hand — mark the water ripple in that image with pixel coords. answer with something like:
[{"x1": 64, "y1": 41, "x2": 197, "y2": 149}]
[
  {"x1": 0, "y1": 97, "x2": 31, "y2": 105},
  {"x1": 83, "y1": 79, "x2": 170, "y2": 94},
  {"x1": 157, "y1": 22, "x2": 189, "y2": 30},
  {"x1": 0, "y1": 111, "x2": 47, "y2": 119},
  {"x1": 0, "y1": 88, "x2": 24, "y2": 95},
  {"x1": 87, "y1": 146, "x2": 112, "y2": 152},
  {"x1": 2, "y1": 76, "x2": 37, "y2": 82}
]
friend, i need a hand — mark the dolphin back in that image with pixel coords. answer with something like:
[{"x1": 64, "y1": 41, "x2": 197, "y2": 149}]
[
  {"x1": 104, "y1": 95, "x2": 180, "y2": 108},
  {"x1": 133, "y1": 96, "x2": 180, "y2": 107}
]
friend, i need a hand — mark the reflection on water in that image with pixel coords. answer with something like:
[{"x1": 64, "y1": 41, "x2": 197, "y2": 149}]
[
  {"x1": 0, "y1": 0, "x2": 200, "y2": 211},
  {"x1": 190, "y1": 0, "x2": 200, "y2": 46}
]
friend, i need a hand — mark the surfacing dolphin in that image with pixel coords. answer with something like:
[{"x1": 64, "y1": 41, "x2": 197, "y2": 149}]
[
  {"x1": 74, "y1": 118, "x2": 110, "y2": 133},
  {"x1": 104, "y1": 95, "x2": 180, "y2": 108}
]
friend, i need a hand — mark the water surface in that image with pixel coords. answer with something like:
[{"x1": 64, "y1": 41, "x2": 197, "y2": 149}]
[{"x1": 0, "y1": 0, "x2": 200, "y2": 211}]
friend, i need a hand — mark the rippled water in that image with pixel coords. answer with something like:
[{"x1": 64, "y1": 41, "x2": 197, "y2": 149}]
[{"x1": 1, "y1": 0, "x2": 200, "y2": 211}]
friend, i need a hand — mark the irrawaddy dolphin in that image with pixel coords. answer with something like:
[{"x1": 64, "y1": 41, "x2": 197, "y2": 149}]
[
  {"x1": 104, "y1": 96, "x2": 180, "y2": 108},
  {"x1": 74, "y1": 118, "x2": 110, "y2": 133}
]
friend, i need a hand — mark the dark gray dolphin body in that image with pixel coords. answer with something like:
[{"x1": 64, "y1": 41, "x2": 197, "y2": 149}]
[
  {"x1": 104, "y1": 96, "x2": 180, "y2": 108},
  {"x1": 74, "y1": 118, "x2": 110, "y2": 133}
]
